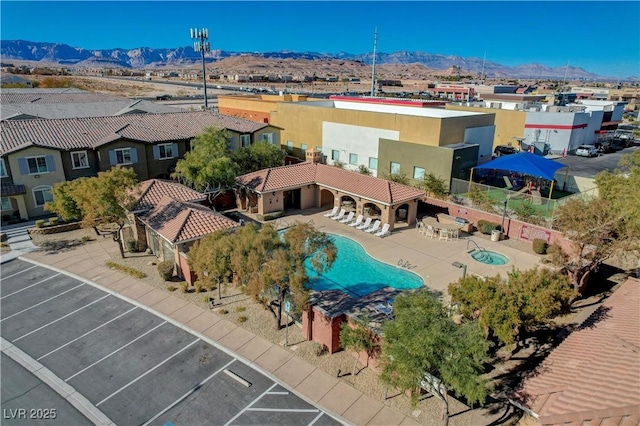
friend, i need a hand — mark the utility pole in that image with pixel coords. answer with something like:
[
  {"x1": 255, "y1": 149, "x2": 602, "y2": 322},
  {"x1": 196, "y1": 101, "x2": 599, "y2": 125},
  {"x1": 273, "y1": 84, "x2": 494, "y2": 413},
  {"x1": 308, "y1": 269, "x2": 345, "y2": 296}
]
[
  {"x1": 370, "y1": 27, "x2": 377, "y2": 97},
  {"x1": 190, "y1": 27, "x2": 210, "y2": 109}
]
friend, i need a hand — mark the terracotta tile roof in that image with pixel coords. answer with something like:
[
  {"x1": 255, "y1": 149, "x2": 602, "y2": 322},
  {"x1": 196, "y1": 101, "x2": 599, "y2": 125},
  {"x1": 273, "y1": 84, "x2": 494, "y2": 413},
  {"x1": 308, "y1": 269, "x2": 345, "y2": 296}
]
[
  {"x1": 139, "y1": 195, "x2": 239, "y2": 244},
  {"x1": 236, "y1": 162, "x2": 425, "y2": 205},
  {"x1": 1, "y1": 183, "x2": 27, "y2": 196},
  {"x1": 131, "y1": 179, "x2": 206, "y2": 212},
  {"x1": 515, "y1": 277, "x2": 640, "y2": 425},
  {"x1": 0, "y1": 111, "x2": 268, "y2": 155},
  {"x1": 0, "y1": 91, "x2": 122, "y2": 105}
]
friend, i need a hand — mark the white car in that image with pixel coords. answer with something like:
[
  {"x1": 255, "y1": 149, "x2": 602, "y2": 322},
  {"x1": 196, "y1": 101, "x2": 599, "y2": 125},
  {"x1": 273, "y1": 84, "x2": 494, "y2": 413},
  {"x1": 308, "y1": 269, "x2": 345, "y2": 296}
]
[{"x1": 575, "y1": 145, "x2": 598, "y2": 157}]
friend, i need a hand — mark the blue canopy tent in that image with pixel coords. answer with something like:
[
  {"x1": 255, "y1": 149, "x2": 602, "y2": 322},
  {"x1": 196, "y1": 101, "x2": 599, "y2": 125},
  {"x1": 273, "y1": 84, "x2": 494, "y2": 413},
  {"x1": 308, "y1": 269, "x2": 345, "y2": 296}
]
[{"x1": 470, "y1": 152, "x2": 568, "y2": 200}]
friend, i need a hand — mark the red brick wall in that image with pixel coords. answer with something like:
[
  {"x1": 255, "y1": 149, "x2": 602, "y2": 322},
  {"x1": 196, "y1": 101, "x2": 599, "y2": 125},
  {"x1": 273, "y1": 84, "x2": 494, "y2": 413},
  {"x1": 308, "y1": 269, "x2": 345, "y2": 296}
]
[
  {"x1": 302, "y1": 307, "x2": 345, "y2": 354},
  {"x1": 178, "y1": 252, "x2": 197, "y2": 285}
]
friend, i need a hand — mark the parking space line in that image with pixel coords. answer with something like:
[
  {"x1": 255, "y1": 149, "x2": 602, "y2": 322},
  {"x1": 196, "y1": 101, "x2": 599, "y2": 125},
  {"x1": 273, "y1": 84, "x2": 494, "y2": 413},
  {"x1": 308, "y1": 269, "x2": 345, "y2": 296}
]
[
  {"x1": 0, "y1": 283, "x2": 85, "y2": 322},
  {"x1": 64, "y1": 321, "x2": 167, "y2": 382},
  {"x1": 37, "y1": 307, "x2": 138, "y2": 361},
  {"x1": 0, "y1": 273, "x2": 61, "y2": 300},
  {"x1": 1, "y1": 265, "x2": 37, "y2": 280},
  {"x1": 246, "y1": 408, "x2": 320, "y2": 413},
  {"x1": 140, "y1": 358, "x2": 236, "y2": 426},
  {"x1": 223, "y1": 382, "x2": 277, "y2": 426},
  {"x1": 267, "y1": 391, "x2": 289, "y2": 395},
  {"x1": 13, "y1": 294, "x2": 111, "y2": 342},
  {"x1": 96, "y1": 338, "x2": 200, "y2": 407},
  {"x1": 308, "y1": 411, "x2": 324, "y2": 425}
]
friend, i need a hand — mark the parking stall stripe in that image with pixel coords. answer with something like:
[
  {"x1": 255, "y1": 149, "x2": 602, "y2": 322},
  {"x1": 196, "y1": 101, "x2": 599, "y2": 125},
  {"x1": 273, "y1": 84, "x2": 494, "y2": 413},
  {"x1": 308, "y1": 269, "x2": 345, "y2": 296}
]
[
  {"x1": 64, "y1": 321, "x2": 167, "y2": 382},
  {"x1": 0, "y1": 273, "x2": 61, "y2": 300},
  {"x1": 1, "y1": 264, "x2": 37, "y2": 280},
  {"x1": 37, "y1": 307, "x2": 138, "y2": 361},
  {"x1": 96, "y1": 338, "x2": 200, "y2": 407},
  {"x1": 308, "y1": 411, "x2": 325, "y2": 426},
  {"x1": 13, "y1": 294, "x2": 112, "y2": 342},
  {"x1": 246, "y1": 408, "x2": 320, "y2": 413},
  {"x1": 141, "y1": 358, "x2": 237, "y2": 426},
  {"x1": 223, "y1": 382, "x2": 277, "y2": 426},
  {"x1": 0, "y1": 282, "x2": 85, "y2": 322},
  {"x1": 267, "y1": 391, "x2": 289, "y2": 395}
]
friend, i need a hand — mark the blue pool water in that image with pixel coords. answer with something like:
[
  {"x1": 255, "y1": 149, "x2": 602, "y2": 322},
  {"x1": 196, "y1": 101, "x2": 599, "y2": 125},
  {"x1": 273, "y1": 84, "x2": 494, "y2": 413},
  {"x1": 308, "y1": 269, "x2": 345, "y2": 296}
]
[
  {"x1": 305, "y1": 234, "x2": 424, "y2": 298},
  {"x1": 469, "y1": 249, "x2": 509, "y2": 265}
]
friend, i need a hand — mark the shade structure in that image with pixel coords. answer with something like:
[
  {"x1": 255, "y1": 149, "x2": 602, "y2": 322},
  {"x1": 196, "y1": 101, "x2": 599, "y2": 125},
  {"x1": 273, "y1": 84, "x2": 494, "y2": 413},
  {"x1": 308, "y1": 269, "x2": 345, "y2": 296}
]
[{"x1": 473, "y1": 152, "x2": 566, "y2": 181}]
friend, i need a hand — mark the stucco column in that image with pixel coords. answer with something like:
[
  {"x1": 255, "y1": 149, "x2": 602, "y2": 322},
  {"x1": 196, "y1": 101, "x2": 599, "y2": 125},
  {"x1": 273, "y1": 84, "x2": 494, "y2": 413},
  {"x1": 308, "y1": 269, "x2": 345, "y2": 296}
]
[
  {"x1": 15, "y1": 196, "x2": 28, "y2": 220},
  {"x1": 407, "y1": 201, "x2": 418, "y2": 227},
  {"x1": 382, "y1": 206, "x2": 394, "y2": 230}
]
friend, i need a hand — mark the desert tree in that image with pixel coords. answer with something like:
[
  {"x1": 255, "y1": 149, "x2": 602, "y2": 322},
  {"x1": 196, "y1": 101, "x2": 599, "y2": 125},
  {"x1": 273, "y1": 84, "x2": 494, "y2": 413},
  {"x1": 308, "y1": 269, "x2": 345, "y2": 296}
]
[
  {"x1": 380, "y1": 291, "x2": 489, "y2": 426},
  {"x1": 232, "y1": 141, "x2": 285, "y2": 175},
  {"x1": 45, "y1": 167, "x2": 138, "y2": 258},
  {"x1": 357, "y1": 165, "x2": 372, "y2": 175},
  {"x1": 339, "y1": 315, "x2": 380, "y2": 376},
  {"x1": 188, "y1": 230, "x2": 235, "y2": 301},
  {"x1": 419, "y1": 172, "x2": 448, "y2": 199},
  {"x1": 382, "y1": 170, "x2": 410, "y2": 186}
]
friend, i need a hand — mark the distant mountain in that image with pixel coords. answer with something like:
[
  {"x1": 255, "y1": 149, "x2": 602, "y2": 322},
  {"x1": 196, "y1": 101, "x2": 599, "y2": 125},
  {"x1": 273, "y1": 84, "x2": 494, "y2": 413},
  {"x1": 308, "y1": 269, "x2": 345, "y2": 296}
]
[{"x1": 1, "y1": 40, "x2": 634, "y2": 81}]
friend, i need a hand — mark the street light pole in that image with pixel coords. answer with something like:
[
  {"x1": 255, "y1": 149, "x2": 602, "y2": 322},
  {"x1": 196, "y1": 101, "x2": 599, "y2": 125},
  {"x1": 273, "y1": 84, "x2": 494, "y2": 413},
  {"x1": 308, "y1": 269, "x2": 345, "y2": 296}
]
[
  {"x1": 190, "y1": 27, "x2": 210, "y2": 109},
  {"x1": 501, "y1": 198, "x2": 508, "y2": 233}
]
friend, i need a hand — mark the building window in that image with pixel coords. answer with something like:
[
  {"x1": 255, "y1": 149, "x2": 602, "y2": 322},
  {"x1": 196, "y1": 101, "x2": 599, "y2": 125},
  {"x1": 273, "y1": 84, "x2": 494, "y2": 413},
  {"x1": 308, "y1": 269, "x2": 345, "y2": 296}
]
[
  {"x1": 390, "y1": 162, "x2": 401, "y2": 175},
  {"x1": 260, "y1": 133, "x2": 276, "y2": 145},
  {"x1": 158, "y1": 144, "x2": 174, "y2": 159},
  {"x1": 300, "y1": 143, "x2": 308, "y2": 152},
  {"x1": 349, "y1": 153, "x2": 358, "y2": 165},
  {"x1": 368, "y1": 157, "x2": 378, "y2": 170},
  {"x1": 1, "y1": 197, "x2": 11, "y2": 211},
  {"x1": 0, "y1": 158, "x2": 7, "y2": 177},
  {"x1": 33, "y1": 186, "x2": 53, "y2": 207},
  {"x1": 27, "y1": 156, "x2": 49, "y2": 174},
  {"x1": 413, "y1": 166, "x2": 425, "y2": 180},
  {"x1": 71, "y1": 151, "x2": 89, "y2": 169},
  {"x1": 240, "y1": 134, "x2": 251, "y2": 148},
  {"x1": 114, "y1": 148, "x2": 132, "y2": 165},
  {"x1": 315, "y1": 146, "x2": 323, "y2": 152},
  {"x1": 331, "y1": 150, "x2": 340, "y2": 161},
  {"x1": 287, "y1": 141, "x2": 294, "y2": 149}
]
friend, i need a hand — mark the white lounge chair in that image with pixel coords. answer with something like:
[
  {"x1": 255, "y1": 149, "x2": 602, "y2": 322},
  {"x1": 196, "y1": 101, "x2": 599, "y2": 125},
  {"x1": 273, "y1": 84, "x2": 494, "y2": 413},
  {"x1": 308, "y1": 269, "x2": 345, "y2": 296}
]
[
  {"x1": 365, "y1": 220, "x2": 381, "y2": 234},
  {"x1": 439, "y1": 228, "x2": 449, "y2": 241},
  {"x1": 349, "y1": 214, "x2": 364, "y2": 227},
  {"x1": 339, "y1": 211, "x2": 355, "y2": 224},
  {"x1": 356, "y1": 217, "x2": 372, "y2": 230},
  {"x1": 375, "y1": 223, "x2": 391, "y2": 238},
  {"x1": 323, "y1": 206, "x2": 338, "y2": 217},
  {"x1": 332, "y1": 209, "x2": 346, "y2": 221}
]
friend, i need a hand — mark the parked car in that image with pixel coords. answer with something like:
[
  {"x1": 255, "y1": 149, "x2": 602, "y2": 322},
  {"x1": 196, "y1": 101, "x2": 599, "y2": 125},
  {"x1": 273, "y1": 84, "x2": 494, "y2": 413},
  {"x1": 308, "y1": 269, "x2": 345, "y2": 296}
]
[
  {"x1": 156, "y1": 94, "x2": 172, "y2": 101},
  {"x1": 575, "y1": 144, "x2": 599, "y2": 157},
  {"x1": 493, "y1": 145, "x2": 518, "y2": 157}
]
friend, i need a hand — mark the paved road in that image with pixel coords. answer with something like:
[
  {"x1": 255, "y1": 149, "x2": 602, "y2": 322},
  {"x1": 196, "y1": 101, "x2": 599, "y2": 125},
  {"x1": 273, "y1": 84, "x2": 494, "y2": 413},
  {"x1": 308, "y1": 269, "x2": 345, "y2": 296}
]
[
  {"x1": 555, "y1": 145, "x2": 639, "y2": 178},
  {"x1": 0, "y1": 259, "x2": 343, "y2": 426}
]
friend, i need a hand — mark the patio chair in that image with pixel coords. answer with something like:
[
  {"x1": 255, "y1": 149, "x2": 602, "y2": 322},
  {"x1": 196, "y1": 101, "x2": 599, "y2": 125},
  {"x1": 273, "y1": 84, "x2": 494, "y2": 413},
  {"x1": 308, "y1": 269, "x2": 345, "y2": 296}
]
[
  {"x1": 375, "y1": 223, "x2": 391, "y2": 238},
  {"x1": 365, "y1": 220, "x2": 381, "y2": 234},
  {"x1": 439, "y1": 228, "x2": 450, "y2": 241},
  {"x1": 356, "y1": 217, "x2": 372, "y2": 230},
  {"x1": 425, "y1": 225, "x2": 435, "y2": 238},
  {"x1": 374, "y1": 303, "x2": 393, "y2": 318},
  {"x1": 417, "y1": 221, "x2": 426, "y2": 235},
  {"x1": 323, "y1": 206, "x2": 338, "y2": 217},
  {"x1": 349, "y1": 214, "x2": 364, "y2": 227},
  {"x1": 331, "y1": 209, "x2": 346, "y2": 221},
  {"x1": 339, "y1": 211, "x2": 355, "y2": 224}
]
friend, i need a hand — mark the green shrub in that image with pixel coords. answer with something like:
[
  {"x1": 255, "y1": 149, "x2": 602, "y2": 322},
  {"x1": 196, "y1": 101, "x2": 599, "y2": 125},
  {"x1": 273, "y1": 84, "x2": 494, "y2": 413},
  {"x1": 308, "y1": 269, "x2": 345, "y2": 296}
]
[
  {"x1": 105, "y1": 261, "x2": 147, "y2": 279},
  {"x1": 532, "y1": 238, "x2": 548, "y2": 255},
  {"x1": 237, "y1": 315, "x2": 248, "y2": 323},
  {"x1": 179, "y1": 282, "x2": 189, "y2": 293},
  {"x1": 234, "y1": 306, "x2": 246, "y2": 313},
  {"x1": 194, "y1": 281, "x2": 204, "y2": 293},
  {"x1": 35, "y1": 219, "x2": 45, "y2": 228},
  {"x1": 201, "y1": 295, "x2": 211, "y2": 303},
  {"x1": 157, "y1": 261, "x2": 174, "y2": 280},
  {"x1": 81, "y1": 235, "x2": 94, "y2": 243},
  {"x1": 125, "y1": 239, "x2": 137, "y2": 253},
  {"x1": 218, "y1": 309, "x2": 229, "y2": 315},
  {"x1": 479, "y1": 221, "x2": 500, "y2": 235},
  {"x1": 167, "y1": 285, "x2": 177, "y2": 292},
  {"x1": 48, "y1": 217, "x2": 59, "y2": 226},
  {"x1": 262, "y1": 211, "x2": 284, "y2": 221}
]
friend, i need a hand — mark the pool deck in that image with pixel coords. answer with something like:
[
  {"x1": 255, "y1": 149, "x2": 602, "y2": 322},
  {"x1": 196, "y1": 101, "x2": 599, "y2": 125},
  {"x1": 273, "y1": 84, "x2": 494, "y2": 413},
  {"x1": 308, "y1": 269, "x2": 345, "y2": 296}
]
[{"x1": 269, "y1": 208, "x2": 543, "y2": 302}]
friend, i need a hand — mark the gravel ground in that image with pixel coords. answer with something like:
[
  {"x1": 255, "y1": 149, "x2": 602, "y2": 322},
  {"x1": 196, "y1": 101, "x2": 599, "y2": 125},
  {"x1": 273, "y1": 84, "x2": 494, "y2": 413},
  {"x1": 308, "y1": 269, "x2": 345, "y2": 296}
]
[{"x1": 29, "y1": 228, "x2": 574, "y2": 425}]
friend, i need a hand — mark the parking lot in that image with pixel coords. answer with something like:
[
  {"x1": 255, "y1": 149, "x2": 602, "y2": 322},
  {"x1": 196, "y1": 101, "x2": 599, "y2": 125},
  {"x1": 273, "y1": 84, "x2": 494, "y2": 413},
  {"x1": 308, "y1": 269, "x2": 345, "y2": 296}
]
[
  {"x1": 556, "y1": 145, "x2": 639, "y2": 178},
  {"x1": 1, "y1": 259, "x2": 342, "y2": 426}
]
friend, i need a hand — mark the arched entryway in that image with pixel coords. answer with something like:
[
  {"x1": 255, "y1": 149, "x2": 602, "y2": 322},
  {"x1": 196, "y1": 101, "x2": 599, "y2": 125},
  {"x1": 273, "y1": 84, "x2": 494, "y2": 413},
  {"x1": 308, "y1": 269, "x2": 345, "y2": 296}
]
[
  {"x1": 319, "y1": 188, "x2": 335, "y2": 208},
  {"x1": 340, "y1": 195, "x2": 357, "y2": 212},
  {"x1": 394, "y1": 202, "x2": 411, "y2": 223}
]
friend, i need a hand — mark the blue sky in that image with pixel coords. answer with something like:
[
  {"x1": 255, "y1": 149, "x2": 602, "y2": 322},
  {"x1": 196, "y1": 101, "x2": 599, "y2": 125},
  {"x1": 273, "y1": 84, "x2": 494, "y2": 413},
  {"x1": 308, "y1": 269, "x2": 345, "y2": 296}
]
[{"x1": 1, "y1": 1, "x2": 639, "y2": 77}]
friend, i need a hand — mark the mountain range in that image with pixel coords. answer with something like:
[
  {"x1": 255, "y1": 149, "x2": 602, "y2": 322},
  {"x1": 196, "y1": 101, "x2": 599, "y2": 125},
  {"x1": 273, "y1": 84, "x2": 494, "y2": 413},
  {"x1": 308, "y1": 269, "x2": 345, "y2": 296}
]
[{"x1": 1, "y1": 40, "x2": 633, "y2": 81}]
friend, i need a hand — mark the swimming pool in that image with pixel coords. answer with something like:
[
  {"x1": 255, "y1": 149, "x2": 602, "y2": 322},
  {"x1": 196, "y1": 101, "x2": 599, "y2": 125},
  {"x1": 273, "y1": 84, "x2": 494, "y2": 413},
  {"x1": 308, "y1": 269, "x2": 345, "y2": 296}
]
[
  {"x1": 305, "y1": 234, "x2": 424, "y2": 298},
  {"x1": 469, "y1": 249, "x2": 509, "y2": 265}
]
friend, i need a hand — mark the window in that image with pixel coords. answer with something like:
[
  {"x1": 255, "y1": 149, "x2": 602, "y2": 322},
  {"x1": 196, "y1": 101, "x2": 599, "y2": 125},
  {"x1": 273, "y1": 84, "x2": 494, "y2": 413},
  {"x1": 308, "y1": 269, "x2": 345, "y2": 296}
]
[
  {"x1": 300, "y1": 143, "x2": 307, "y2": 152},
  {"x1": 240, "y1": 134, "x2": 251, "y2": 148},
  {"x1": 0, "y1": 158, "x2": 7, "y2": 177},
  {"x1": 157, "y1": 144, "x2": 174, "y2": 159},
  {"x1": 331, "y1": 150, "x2": 340, "y2": 161},
  {"x1": 32, "y1": 186, "x2": 53, "y2": 207},
  {"x1": 287, "y1": 141, "x2": 294, "y2": 149},
  {"x1": 390, "y1": 162, "x2": 401, "y2": 175},
  {"x1": 27, "y1": 156, "x2": 48, "y2": 174},
  {"x1": 1, "y1": 197, "x2": 11, "y2": 211},
  {"x1": 71, "y1": 151, "x2": 89, "y2": 169},
  {"x1": 368, "y1": 157, "x2": 378, "y2": 170},
  {"x1": 315, "y1": 146, "x2": 323, "y2": 152},
  {"x1": 349, "y1": 153, "x2": 358, "y2": 165},
  {"x1": 260, "y1": 132, "x2": 275, "y2": 145},
  {"x1": 413, "y1": 166, "x2": 425, "y2": 180},
  {"x1": 114, "y1": 148, "x2": 132, "y2": 165}
]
